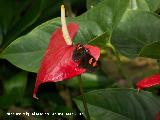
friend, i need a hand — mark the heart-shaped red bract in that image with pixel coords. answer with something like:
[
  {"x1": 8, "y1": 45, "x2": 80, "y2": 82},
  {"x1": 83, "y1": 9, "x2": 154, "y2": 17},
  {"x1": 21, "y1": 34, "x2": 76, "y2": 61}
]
[
  {"x1": 136, "y1": 74, "x2": 160, "y2": 90},
  {"x1": 33, "y1": 23, "x2": 100, "y2": 98}
]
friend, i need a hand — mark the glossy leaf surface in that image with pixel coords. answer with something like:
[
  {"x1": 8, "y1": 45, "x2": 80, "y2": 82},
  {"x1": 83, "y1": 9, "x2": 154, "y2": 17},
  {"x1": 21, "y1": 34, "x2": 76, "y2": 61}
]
[{"x1": 75, "y1": 88, "x2": 160, "y2": 120}]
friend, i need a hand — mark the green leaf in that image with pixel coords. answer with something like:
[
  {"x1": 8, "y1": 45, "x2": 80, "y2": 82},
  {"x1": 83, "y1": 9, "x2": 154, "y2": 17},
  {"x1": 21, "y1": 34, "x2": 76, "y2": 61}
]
[
  {"x1": 86, "y1": 0, "x2": 104, "y2": 9},
  {"x1": 128, "y1": 0, "x2": 149, "y2": 11},
  {"x1": 145, "y1": 0, "x2": 160, "y2": 11},
  {"x1": 87, "y1": 0, "x2": 160, "y2": 12},
  {"x1": 88, "y1": 32, "x2": 110, "y2": 48},
  {"x1": 111, "y1": 10, "x2": 160, "y2": 58},
  {"x1": 77, "y1": 0, "x2": 130, "y2": 35},
  {"x1": 71, "y1": 20, "x2": 104, "y2": 44},
  {"x1": 139, "y1": 42, "x2": 160, "y2": 59},
  {"x1": 74, "y1": 88, "x2": 160, "y2": 120}
]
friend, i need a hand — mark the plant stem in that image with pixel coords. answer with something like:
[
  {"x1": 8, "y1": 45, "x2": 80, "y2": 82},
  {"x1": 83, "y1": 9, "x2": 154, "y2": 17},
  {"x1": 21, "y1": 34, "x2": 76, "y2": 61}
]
[{"x1": 78, "y1": 75, "x2": 90, "y2": 120}]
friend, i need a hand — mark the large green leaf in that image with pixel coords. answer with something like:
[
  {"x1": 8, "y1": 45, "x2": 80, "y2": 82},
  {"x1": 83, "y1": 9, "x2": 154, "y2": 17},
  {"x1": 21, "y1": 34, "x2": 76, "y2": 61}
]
[
  {"x1": 87, "y1": 0, "x2": 160, "y2": 12},
  {"x1": 145, "y1": 0, "x2": 160, "y2": 11},
  {"x1": 1, "y1": 0, "x2": 160, "y2": 72},
  {"x1": 74, "y1": 88, "x2": 160, "y2": 120},
  {"x1": 128, "y1": 0, "x2": 160, "y2": 11},
  {"x1": 139, "y1": 42, "x2": 160, "y2": 59},
  {"x1": 111, "y1": 10, "x2": 160, "y2": 58}
]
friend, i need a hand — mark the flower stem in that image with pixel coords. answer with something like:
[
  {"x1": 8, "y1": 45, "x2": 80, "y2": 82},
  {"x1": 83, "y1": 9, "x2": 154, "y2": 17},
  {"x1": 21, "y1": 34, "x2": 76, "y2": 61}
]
[
  {"x1": 78, "y1": 75, "x2": 90, "y2": 120},
  {"x1": 61, "y1": 5, "x2": 72, "y2": 45}
]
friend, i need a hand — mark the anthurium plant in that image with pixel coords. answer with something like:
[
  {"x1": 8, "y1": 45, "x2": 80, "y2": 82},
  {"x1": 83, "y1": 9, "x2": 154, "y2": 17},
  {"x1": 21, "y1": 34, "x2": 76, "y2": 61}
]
[{"x1": 0, "y1": 0, "x2": 160, "y2": 120}]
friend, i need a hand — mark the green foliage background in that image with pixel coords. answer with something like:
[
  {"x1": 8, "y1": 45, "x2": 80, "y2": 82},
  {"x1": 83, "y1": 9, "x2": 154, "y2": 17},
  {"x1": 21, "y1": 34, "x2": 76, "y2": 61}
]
[{"x1": 0, "y1": 0, "x2": 160, "y2": 120}]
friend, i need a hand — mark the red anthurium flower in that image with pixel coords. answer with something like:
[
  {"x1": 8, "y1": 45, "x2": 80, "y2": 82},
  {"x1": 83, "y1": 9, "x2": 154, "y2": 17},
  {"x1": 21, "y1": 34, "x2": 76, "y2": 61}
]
[
  {"x1": 136, "y1": 74, "x2": 160, "y2": 90},
  {"x1": 33, "y1": 22, "x2": 100, "y2": 99}
]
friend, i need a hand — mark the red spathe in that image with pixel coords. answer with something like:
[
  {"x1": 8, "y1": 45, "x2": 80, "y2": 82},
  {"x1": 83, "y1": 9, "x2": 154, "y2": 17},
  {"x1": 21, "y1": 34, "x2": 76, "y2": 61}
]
[
  {"x1": 136, "y1": 74, "x2": 160, "y2": 90},
  {"x1": 33, "y1": 23, "x2": 100, "y2": 98}
]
